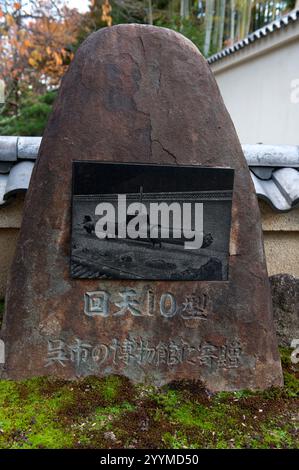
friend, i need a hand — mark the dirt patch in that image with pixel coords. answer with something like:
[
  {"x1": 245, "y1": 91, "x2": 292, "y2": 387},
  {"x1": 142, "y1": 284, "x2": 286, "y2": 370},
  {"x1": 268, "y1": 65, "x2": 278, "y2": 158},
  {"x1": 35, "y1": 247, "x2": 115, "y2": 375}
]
[{"x1": 167, "y1": 379, "x2": 212, "y2": 405}]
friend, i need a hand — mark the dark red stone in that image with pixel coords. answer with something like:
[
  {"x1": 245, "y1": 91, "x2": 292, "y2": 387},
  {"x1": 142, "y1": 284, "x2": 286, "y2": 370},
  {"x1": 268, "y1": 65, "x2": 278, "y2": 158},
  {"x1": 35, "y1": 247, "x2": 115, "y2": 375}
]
[{"x1": 0, "y1": 25, "x2": 283, "y2": 390}]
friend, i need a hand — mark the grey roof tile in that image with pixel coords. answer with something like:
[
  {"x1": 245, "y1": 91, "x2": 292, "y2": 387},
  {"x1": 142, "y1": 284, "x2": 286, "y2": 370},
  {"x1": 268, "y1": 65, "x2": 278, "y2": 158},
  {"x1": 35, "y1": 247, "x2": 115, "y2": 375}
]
[
  {"x1": 272, "y1": 168, "x2": 299, "y2": 206},
  {"x1": 250, "y1": 167, "x2": 275, "y2": 180},
  {"x1": 208, "y1": 9, "x2": 299, "y2": 64},
  {"x1": 0, "y1": 174, "x2": 8, "y2": 205},
  {"x1": 251, "y1": 168, "x2": 299, "y2": 211},
  {"x1": 0, "y1": 162, "x2": 14, "y2": 174},
  {"x1": 251, "y1": 172, "x2": 291, "y2": 211},
  {"x1": 0, "y1": 136, "x2": 18, "y2": 162},
  {"x1": 0, "y1": 161, "x2": 34, "y2": 206},
  {"x1": 17, "y1": 137, "x2": 41, "y2": 159},
  {"x1": 243, "y1": 144, "x2": 299, "y2": 167}
]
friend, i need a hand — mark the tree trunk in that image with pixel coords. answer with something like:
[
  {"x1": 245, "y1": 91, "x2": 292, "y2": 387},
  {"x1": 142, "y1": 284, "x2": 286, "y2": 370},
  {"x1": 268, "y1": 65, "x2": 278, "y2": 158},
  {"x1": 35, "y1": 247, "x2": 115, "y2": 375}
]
[
  {"x1": 246, "y1": 0, "x2": 252, "y2": 35},
  {"x1": 272, "y1": 1, "x2": 277, "y2": 20},
  {"x1": 218, "y1": 0, "x2": 226, "y2": 50},
  {"x1": 148, "y1": 0, "x2": 153, "y2": 25},
  {"x1": 230, "y1": 0, "x2": 235, "y2": 44},
  {"x1": 204, "y1": 0, "x2": 215, "y2": 56},
  {"x1": 259, "y1": 1, "x2": 266, "y2": 27},
  {"x1": 180, "y1": 0, "x2": 190, "y2": 20},
  {"x1": 236, "y1": 7, "x2": 242, "y2": 41},
  {"x1": 212, "y1": 0, "x2": 220, "y2": 50},
  {"x1": 239, "y1": 0, "x2": 252, "y2": 39}
]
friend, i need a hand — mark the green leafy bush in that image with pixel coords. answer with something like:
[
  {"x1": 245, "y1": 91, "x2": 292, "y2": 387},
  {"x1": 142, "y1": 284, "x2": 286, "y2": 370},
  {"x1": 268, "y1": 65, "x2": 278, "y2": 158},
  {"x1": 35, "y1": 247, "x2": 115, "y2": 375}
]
[{"x1": 0, "y1": 91, "x2": 57, "y2": 136}]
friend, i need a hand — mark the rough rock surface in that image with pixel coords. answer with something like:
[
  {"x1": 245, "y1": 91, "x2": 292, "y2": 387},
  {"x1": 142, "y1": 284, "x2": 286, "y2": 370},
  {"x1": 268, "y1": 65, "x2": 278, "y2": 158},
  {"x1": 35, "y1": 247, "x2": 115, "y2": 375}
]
[
  {"x1": 0, "y1": 24, "x2": 283, "y2": 390},
  {"x1": 270, "y1": 274, "x2": 299, "y2": 347}
]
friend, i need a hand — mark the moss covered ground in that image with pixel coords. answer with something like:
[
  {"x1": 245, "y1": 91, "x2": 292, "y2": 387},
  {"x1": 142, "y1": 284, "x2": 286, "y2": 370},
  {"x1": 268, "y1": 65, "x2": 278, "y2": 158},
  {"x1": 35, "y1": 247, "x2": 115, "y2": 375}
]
[{"x1": 0, "y1": 347, "x2": 297, "y2": 449}]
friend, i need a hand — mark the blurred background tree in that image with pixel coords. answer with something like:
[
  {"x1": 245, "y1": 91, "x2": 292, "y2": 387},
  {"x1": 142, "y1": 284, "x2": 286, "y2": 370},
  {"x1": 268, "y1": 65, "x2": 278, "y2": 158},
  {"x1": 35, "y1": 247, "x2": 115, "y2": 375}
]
[
  {"x1": 0, "y1": 0, "x2": 297, "y2": 134},
  {"x1": 0, "y1": 1, "x2": 80, "y2": 114}
]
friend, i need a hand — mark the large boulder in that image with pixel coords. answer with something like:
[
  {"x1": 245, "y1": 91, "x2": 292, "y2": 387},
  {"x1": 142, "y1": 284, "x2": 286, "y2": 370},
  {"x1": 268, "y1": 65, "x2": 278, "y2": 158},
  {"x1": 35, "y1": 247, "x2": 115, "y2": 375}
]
[
  {"x1": 0, "y1": 25, "x2": 282, "y2": 390},
  {"x1": 270, "y1": 274, "x2": 299, "y2": 347}
]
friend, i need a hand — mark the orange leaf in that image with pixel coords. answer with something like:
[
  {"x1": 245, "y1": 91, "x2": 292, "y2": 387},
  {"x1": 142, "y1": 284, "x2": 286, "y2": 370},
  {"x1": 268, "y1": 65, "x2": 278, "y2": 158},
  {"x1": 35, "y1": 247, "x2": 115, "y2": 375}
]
[
  {"x1": 53, "y1": 51, "x2": 62, "y2": 66},
  {"x1": 28, "y1": 57, "x2": 37, "y2": 67},
  {"x1": 5, "y1": 14, "x2": 15, "y2": 26},
  {"x1": 23, "y1": 39, "x2": 31, "y2": 48}
]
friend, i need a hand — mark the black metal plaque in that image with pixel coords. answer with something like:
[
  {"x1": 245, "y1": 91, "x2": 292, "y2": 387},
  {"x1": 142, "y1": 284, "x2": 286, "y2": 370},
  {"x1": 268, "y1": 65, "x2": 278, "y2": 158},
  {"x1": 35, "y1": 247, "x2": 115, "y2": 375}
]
[{"x1": 71, "y1": 162, "x2": 234, "y2": 281}]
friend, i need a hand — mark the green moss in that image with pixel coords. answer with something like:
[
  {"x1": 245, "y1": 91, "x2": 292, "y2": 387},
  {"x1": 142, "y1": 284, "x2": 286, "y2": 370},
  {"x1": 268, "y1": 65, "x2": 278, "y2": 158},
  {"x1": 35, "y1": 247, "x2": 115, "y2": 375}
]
[
  {"x1": 272, "y1": 348, "x2": 299, "y2": 399},
  {"x1": 162, "y1": 431, "x2": 198, "y2": 449},
  {"x1": 279, "y1": 347, "x2": 293, "y2": 369},
  {"x1": 73, "y1": 402, "x2": 137, "y2": 448},
  {"x1": 220, "y1": 389, "x2": 254, "y2": 400},
  {"x1": 254, "y1": 423, "x2": 296, "y2": 449},
  {"x1": 87, "y1": 403, "x2": 135, "y2": 432},
  {"x1": 152, "y1": 391, "x2": 252, "y2": 448},
  {"x1": 0, "y1": 378, "x2": 74, "y2": 448},
  {"x1": 283, "y1": 371, "x2": 299, "y2": 398},
  {"x1": 0, "y1": 350, "x2": 298, "y2": 449},
  {"x1": 100, "y1": 376, "x2": 122, "y2": 403},
  {"x1": 154, "y1": 389, "x2": 180, "y2": 412}
]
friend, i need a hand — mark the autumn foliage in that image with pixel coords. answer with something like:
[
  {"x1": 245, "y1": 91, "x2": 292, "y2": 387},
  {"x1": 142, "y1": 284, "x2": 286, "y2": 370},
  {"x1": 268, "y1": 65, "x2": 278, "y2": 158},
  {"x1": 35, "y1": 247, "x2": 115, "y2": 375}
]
[{"x1": 0, "y1": 0, "x2": 81, "y2": 112}]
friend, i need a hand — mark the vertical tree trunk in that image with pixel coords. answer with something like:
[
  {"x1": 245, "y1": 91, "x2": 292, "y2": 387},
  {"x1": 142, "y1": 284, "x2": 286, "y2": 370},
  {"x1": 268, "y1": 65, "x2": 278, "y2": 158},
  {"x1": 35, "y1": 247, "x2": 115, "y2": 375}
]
[
  {"x1": 218, "y1": 0, "x2": 226, "y2": 50},
  {"x1": 180, "y1": 0, "x2": 190, "y2": 20},
  {"x1": 148, "y1": 0, "x2": 153, "y2": 25},
  {"x1": 168, "y1": 0, "x2": 174, "y2": 18},
  {"x1": 212, "y1": 0, "x2": 220, "y2": 50},
  {"x1": 230, "y1": 0, "x2": 235, "y2": 44},
  {"x1": 251, "y1": 1, "x2": 257, "y2": 32},
  {"x1": 240, "y1": 0, "x2": 252, "y2": 39},
  {"x1": 245, "y1": 0, "x2": 252, "y2": 36},
  {"x1": 272, "y1": 0, "x2": 277, "y2": 21},
  {"x1": 204, "y1": 0, "x2": 215, "y2": 56},
  {"x1": 261, "y1": 1, "x2": 265, "y2": 26}
]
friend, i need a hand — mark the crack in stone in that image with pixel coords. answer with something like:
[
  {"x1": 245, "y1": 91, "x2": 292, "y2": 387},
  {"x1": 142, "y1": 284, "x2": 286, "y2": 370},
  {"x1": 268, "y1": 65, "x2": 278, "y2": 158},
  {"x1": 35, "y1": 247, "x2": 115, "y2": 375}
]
[
  {"x1": 157, "y1": 69, "x2": 162, "y2": 91},
  {"x1": 136, "y1": 35, "x2": 163, "y2": 160},
  {"x1": 152, "y1": 139, "x2": 178, "y2": 164},
  {"x1": 139, "y1": 36, "x2": 146, "y2": 57}
]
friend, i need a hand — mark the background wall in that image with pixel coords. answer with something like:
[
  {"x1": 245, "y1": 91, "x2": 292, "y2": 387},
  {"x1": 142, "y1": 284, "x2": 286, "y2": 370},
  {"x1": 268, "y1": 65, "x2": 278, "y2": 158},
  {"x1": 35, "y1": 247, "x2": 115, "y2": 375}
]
[
  {"x1": 211, "y1": 31, "x2": 299, "y2": 145},
  {"x1": 0, "y1": 197, "x2": 24, "y2": 298}
]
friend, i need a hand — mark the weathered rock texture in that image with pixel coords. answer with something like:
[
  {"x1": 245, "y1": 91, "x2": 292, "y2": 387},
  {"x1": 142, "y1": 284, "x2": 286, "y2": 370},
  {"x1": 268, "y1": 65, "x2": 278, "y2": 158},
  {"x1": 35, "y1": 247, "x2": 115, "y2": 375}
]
[
  {"x1": 0, "y1": 25, "x2": 283, "y2": 390},
  {"x1": 270, "y1": 274, "x2": 299, "y2": 347}
]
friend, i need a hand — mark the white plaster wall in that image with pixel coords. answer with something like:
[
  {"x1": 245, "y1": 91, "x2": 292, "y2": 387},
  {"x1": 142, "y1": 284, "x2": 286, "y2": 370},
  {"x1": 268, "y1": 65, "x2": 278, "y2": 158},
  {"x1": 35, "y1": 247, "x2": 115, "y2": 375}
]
[{"x1": 212, "y1": 38, "x2": 299, "y2": 145}]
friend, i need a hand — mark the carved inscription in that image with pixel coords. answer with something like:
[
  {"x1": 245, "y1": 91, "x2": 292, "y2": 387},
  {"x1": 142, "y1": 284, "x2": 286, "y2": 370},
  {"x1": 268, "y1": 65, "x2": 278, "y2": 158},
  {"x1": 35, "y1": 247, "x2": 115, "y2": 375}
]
[
  {"x1": 45, "y1": 337, "x2": 242, "y2": 370},
  {"x1": 84, "y1": 288, "x2": 212, "y2": 324}
]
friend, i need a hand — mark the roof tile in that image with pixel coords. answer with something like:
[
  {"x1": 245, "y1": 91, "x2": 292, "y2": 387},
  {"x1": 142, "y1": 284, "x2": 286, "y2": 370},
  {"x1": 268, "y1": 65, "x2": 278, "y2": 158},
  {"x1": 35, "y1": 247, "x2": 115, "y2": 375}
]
[{"x1": 208, "y1": 9, "x2": 299, "y2": 64}]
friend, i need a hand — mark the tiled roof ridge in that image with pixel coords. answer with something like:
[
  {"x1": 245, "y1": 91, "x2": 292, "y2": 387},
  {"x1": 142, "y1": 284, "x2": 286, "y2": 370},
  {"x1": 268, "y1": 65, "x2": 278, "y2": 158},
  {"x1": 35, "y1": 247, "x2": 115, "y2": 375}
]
[
  {"x1": 208, "y1": 8, "x2": 299, "y2": 64},
  {"x1": 1, "y1": 137, "x2": 298, "y2": 167},
  {"x1": 0, "y1": 137, "x2": 298, "y2": 212}
]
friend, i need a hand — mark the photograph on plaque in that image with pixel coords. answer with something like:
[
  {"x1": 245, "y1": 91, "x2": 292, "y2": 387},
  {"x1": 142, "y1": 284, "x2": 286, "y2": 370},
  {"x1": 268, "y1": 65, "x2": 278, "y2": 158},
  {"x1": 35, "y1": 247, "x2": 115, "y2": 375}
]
[{"x1": 71, "y1": 162, "x2": 234, "y2": 281}]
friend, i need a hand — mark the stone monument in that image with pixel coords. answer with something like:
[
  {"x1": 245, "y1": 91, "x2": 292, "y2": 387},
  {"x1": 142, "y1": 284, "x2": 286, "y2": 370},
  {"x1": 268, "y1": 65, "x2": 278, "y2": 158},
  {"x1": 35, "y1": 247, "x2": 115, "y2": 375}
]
[{"x1": 0, "y1": 24, "x2": 283, "y2": 391}]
